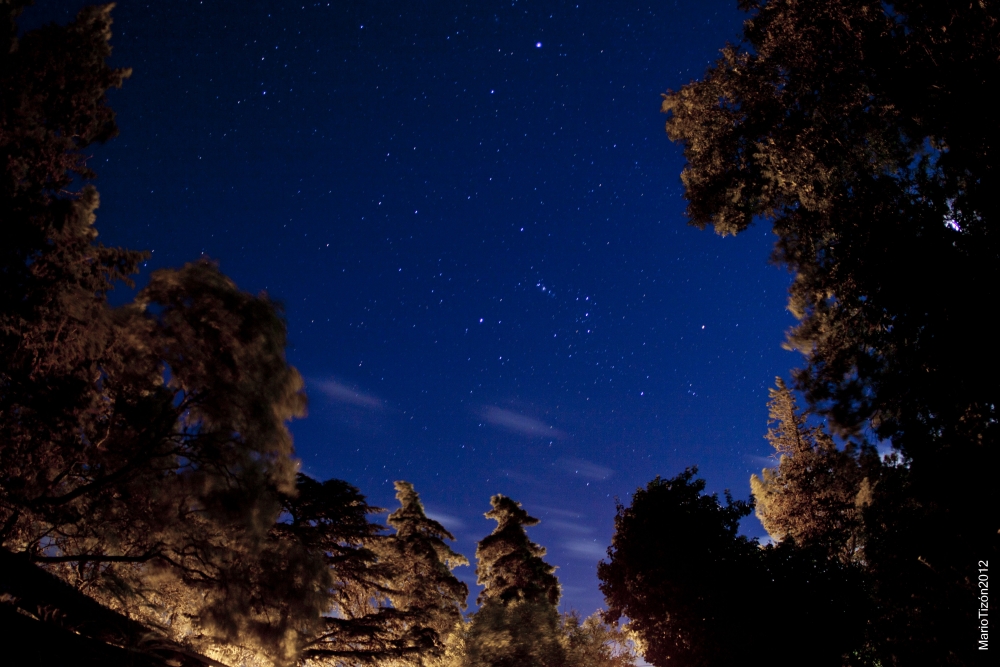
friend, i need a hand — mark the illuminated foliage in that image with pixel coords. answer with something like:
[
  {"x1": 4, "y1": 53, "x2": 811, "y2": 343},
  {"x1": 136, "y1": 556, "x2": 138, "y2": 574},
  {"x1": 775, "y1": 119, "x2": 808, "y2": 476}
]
[
  {"x1": 293, "y1": 479, "x2": 469, "y2": 666},
  {"x1": 0, "y1": 5, "x2": 469, "y2": 666},
  {"x1": 475, "y1": 495, "x2": 560, "y2": 607},
  {"x1": 465, "y1": 495, "x2": 564, "y2": 667},
  {"x1": 561, "y1": 611, "x2": 640, "y2": 667},
  {"x1": 750, "y1": 378, "x2": 879, "y2": 563}
]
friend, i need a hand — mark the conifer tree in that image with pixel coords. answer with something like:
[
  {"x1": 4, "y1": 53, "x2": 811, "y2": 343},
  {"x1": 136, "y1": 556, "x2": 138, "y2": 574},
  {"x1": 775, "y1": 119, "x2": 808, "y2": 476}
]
[
  {"x1": 475, "y1": 496, "x2": 559, "y2": 607},
  {"x1": 465, "y1": 496, "x2": 564, "y2": 667},
  {"x1": 750, "y1": 378, "x2": 878, "y2": 563},
  {"x1": 379, "y1": 481, "x2": 469, "y2": 664}
]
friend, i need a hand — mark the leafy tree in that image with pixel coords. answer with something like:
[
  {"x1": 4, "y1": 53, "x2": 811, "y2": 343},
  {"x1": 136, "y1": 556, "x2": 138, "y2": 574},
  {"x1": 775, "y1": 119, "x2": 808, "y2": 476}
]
[
  {"x1": 598, "y1": 469, "x2": 758, "y2": 667},
  {"x1": 661, "y1": 1, "x2": 998, "y2": 662},
  {"x1": 464, "y1": 495, "x2": 565, "y2": 667},
  {"x1": 1, "y1": 1, "x2": 311, "y2": 652},
  {"x1": 599, "y1": 469, "x2": 865, "y2": 667}
]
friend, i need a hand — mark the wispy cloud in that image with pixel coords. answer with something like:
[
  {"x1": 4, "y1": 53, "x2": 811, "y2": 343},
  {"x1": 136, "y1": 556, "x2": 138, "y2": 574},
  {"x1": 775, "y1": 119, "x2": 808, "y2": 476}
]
[
  {"x1": 744, "y1": 454, "x2": 777, "y2": 471},
  {"x1": 555, "y1": 456, "x2": 614, "y2": 480},
  {"x1": 563, "y1": 539, "x2": 607, "y2": 559},
  {"x1": 313, "y1": 379, "x2": 384, "y2": 410},
  {"x1": 425, "y1": 510, "x2": 465, "y2": 531},
  {"x1": 480, "y1": 406, "x2": 564, "y2": 438}
]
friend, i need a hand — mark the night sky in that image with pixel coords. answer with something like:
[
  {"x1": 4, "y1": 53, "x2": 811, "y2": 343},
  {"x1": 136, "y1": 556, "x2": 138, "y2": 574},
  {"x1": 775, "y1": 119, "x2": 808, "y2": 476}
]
[{"x1": 28, "y1": 0, "x2": 797, "y2": 614}]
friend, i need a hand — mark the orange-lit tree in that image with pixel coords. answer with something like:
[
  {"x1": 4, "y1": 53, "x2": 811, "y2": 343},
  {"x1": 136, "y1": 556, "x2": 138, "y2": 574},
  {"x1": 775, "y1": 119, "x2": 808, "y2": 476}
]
[
  {"x1": 464, "y1": 495, "x2": 565, "y2": 667},
  {"x1": 0, "y1": 5, "x2": 460, "y2": 666}
]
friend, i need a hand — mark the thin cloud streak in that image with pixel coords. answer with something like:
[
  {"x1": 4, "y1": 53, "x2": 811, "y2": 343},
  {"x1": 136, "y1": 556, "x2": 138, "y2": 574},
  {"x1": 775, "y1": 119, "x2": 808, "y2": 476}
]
[
  {"x1": 425, "y1": 510, "x2": 466, "y2": 532},
  {"x1": 556, "y1": 456, "x2": 614, "y2": 480},
  {"x1": 480, "y1": 406, "x2": 565, "y2": 438},
  {"x1": 563, "y1": 539, "x2": 606, "y2": 559},
  {"x1": 313, "y1": 378, "x2": 384, "y2": 410}
]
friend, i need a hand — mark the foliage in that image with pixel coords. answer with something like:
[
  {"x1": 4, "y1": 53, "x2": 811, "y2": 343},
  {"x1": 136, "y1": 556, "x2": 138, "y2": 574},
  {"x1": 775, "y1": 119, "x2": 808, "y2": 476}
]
[
  {"x1": 422, "y1": 498, "x2": 637, "y2": 667},
  {"x1": 463, "y1": 599, "x2": 565, "y2": 667},
  {"x1": 379, "y1": 481, "x2": 469, "y2": 661},
  {"x1": 475, "y1": 495, "x2": 560, "y2": 607},
  {"x1": 561, "y1": 611, "x2": 640, "y2": 667},
  {"x1": 662, "y1": 1, "x2": 999, "y2": 662},
  {"x1": 599, "y1": 469, "x2": 866, "y2": 667},
  {"x1": 0, "y1": 5, "x2": 470, "y2": 666},
  {"x1": 293, "y1": 480, "x2": 469, "y2": 666},
  {"x1": 463, "y1": 495, "x2": 564, "y2": 667},
  {"x1": 598, "y1": 469, "x2": 757, "y2": 667},
  {"x1": 750, "y1": 378, "x2": 880, "y2": 563},
  {"x1": 0, "y1": 3, "x2": 315, "y2": 659}
]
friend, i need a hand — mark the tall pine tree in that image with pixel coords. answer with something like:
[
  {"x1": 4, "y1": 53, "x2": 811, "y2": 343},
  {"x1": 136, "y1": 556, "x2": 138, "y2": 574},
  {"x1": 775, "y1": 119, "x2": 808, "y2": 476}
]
[
  {"x1": 465, "y1": 495, "x2": 564, "y2": 667},
  {"x1": 377, "y1": 481, "x2": 469, "y2": 665},
  {"x1": 750, "y1": 378, "x2": 879, "y2": 563}
]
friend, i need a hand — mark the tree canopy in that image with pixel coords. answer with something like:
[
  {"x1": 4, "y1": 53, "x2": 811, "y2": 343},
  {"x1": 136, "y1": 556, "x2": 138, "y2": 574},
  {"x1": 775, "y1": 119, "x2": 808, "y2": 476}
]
[
  {"x1": 464, "y1": 495, "x2": 564, "y2": 667},
  {"x1": 599, "y1": 469, "x2": 866, "y2": 667},
  {"x1": 0, "y1": 5, "x2": 469, "y2": 665},
  {"x1": 662, "y1": 1, "x2": 998, "y2": 662}
]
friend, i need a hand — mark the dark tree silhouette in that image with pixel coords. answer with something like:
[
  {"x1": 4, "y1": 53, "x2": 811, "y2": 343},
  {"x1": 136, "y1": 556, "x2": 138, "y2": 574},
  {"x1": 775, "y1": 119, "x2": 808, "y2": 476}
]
[
  {"x1": 599, "y1": 469, "x2": 865, "y2": 667},
  {"x1": 661, "y1": 1, "x2": 998, "y2": 662}
]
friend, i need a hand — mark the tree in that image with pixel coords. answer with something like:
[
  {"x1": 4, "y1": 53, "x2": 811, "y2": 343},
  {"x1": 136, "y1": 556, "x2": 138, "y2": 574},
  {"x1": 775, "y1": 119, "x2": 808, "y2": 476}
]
[
  {"x1": 1, "y1": 0, "x2": 308, "y2": 646},
  {"x1": 750, "y1": 378, "x2": 879, "y2": 563},
  {"x1": 380, "y1": 481, "x2": 469, "y2": 663},
  {"x1": 561, "y1": 612, "x2": 640, "y2": 667},
  {"x1": 599, "y1": 469, "x2": 865, "y2": 667},
  {"x1": 598, "y1": 469, "x2": 758, "y2": 667},
  {"x1": 278, "y1": 474, "x2": 421, "y2": 666},
  {"x1": 464, "y1": 495, "x2": 565, "y2": 667},
  {"x1": 475, "y1": 495, "x2": 560, "y2": 608},
  {"x1": 661, "y1": 1, "x2": 998, "y2": 662},
  {"x1": 0, "y1": 5, "x2": 430, "y2": 665}
]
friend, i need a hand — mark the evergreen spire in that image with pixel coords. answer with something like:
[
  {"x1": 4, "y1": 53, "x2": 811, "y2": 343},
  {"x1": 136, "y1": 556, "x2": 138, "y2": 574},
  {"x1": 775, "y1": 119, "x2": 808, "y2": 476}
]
[{"x1": 475, "y1": 495, "x2": 560, "y2": 607}]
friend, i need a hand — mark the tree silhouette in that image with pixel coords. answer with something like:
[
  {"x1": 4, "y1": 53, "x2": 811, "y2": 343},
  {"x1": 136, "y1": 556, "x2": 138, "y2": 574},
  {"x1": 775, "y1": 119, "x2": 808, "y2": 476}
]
[
  {"x1": 599, "y1": 469, "x2": 865, "y2": 667},
  {"x1": 661, "y1": 1, "x2": 998, "y2": 662}
]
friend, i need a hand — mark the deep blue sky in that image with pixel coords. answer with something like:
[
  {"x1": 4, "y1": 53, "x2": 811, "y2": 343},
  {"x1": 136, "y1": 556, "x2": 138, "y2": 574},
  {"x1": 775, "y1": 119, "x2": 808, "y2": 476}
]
[{"x1": 29, "y1": 0, "x2": 796, "y2": 614}]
